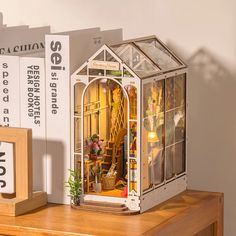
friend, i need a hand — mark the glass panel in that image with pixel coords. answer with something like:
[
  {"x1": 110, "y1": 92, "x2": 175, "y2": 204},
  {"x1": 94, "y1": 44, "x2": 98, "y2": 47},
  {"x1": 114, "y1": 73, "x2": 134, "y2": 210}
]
[
  {"x1": 106, "y1": 70, "x2": 122, "y2": 77},
  {"x1": 105, "y1": 51, "x2": 119, "y2": 63},
  {"x1": 165, "y1": 145, "x2": 175, "y2": 180},
  {"x1": 142, "y1": 129, "x2": 164, "y2": 191},
  {"x1": 166, "y1": 74, "x2": 186, "y2": 110},
  {"x1": 142, "y1": 143, "x2": 165, "y2": 189},
  {"x1": 142, "y1": 154, "x2": 151, "y2": 191},
  {"x1": 175, "y1": 74, "x2": 186, "y2": 107},
  {"x1": 164, "y1": 73, "x2": 186, "y2": 181},
  {"x1": 74, "y1": 117, "x2": 81, "y2": 153},
  {"x1": 74, "y1": 154, "x2": 82, "y2": 173},
  {"x1": 111, "y1": 43, "x2": 159, "y2": 78},
  {"x1": 153, "y1": 147, "x2": 164, "y2": 185},
  {"x1": 88, "y1": 69, "x2": 104, "y2": 76},
  {"x1": 83, "y1": 81, "x2": 99, "y2": 143},
  {"x1": 142, "y1": 80, "x2": 165, "y2": 192},
  {"x1": 143, "y1": 80, "x2": 164, "y2": 130},
  {"x1": 77, "y1": 65, "x2": 87, "y2": 75},
  {"x1": 174, "y1": 141, "x2": 185, "y2": 175},
  {"x1": 74, "y1": 83, "x2": 86, "y2": 115},
  {"x1": 129, "y1": 159, "x2": 137, "y2": 192},
  {"x1": 74, "y1": 83, "x2": 86, "y2": 154},
  {"x1": 123, "y1": 67, "x2": 134, "y2": 77},
  {"x1": 125, "y1": 85, "x2": 137, "y2": 120},
  {"x1": 110, "y1": 44, "x2": 132, "y2": 68},
  {"x1": 83, "y1": 116, "x2": 90, "y2": 149},
  {"x1": 135, "y1": 39, "x2": 182, "y2": 70},
  {"x1": 165, "y1": 110, "x2": 175, "y2": 146},
  {"x1": 165, "y1": 77, "x2": 175, "y2": 111},
  {"x1": 94, "y1": 51, "x2": 105, "y2": 61},
  {"x1": 133, "y1": 59, "x2": 159, "y2": 78},
  {"x1": 129, "y1": 121, "x2": 137, "y2": 157},
  {"x1": 175, "y1": 107, "x2": 185, "y2": 142},
  {"x1": 110, "y1": 44, "x2": 129, "y2": 60}
]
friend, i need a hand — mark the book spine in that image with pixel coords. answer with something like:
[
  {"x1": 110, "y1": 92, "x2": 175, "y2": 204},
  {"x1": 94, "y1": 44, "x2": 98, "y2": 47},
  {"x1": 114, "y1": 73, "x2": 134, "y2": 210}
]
[
  {"x1": 19, "y1": 57, "x2": 46, "y2": 192},
  {"x1": 45, "y1": 35, "x2": 70, "y2": 204},
  {"x1": 0, "y1": 55, "x2": 20, "y2": 127}
]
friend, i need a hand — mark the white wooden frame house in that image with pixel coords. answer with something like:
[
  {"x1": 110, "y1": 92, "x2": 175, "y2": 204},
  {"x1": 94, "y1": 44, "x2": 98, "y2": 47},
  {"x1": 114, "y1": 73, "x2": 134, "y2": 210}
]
[{"x1": 71, "y1": 36, "x2": 188, "y2": 213}]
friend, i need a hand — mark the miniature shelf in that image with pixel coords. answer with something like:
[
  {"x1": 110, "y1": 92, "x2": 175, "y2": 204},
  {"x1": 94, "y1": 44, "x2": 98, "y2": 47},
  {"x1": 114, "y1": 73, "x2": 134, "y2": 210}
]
[{"x1": 0, "y1": 190, "x2": 223, "y2": 236}]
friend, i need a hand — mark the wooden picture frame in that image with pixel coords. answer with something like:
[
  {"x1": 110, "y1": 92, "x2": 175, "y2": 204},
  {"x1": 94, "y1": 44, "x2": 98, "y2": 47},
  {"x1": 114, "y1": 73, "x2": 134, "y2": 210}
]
[{"x1": 0, "y1": 127, "x2": 47, "y2": 216}]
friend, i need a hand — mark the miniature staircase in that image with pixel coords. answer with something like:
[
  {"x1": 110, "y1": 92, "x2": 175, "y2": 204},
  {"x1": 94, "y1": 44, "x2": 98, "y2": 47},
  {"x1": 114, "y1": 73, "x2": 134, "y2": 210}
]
[
  {"x1": 102, "y1": 141, "x2": 114, "y2": 173},
  {"x1": 109, "y1": 93, "x2": 125, "y2": 142},
  {"x1": 102, "y1": 88, "x2": 126, "y2": 174},
  {"x1": 74, "y1": 200, "x2": 139, "y2": 215}
]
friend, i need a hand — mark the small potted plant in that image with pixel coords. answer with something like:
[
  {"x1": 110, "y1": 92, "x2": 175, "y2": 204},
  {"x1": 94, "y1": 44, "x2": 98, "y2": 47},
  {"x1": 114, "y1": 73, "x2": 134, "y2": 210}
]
[
  {"x1": 86, "y1": 134, "x2": 103, "y2": 161},
  {"x1": 65, "y1": 169, "x2": 82, "y2": 206}
]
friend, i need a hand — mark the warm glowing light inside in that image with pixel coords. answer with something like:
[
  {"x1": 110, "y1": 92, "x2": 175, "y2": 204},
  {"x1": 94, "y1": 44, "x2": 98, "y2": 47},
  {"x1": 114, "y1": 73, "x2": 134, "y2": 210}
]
[{"x1": 148, "y1": 131, "x2": 159, "y2": 143}]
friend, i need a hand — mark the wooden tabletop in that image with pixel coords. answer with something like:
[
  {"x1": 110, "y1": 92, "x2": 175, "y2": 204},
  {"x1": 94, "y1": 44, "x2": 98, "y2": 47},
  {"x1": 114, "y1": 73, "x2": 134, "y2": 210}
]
[{"x1": 0, "y1": 190, "x2": 223, "y2": 236}]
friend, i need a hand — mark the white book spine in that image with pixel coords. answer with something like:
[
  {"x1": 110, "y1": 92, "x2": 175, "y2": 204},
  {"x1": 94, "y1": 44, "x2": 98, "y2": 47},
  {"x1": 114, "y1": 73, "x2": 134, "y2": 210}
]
[
  {"x1": 20, "y1": 57, "x2": 46, "y2": 192},
  {"x1": 0, "y1": 55, "x2": 20, "y2": 127},
  {"x1": 45, "y1": 35, "x2": 70, "y2": 204}
]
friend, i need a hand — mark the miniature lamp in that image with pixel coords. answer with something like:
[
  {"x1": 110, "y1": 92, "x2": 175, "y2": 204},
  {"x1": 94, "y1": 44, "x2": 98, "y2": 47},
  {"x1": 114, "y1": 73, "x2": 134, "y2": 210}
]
[
  {"x1": 147, "y1": 131, "x2": 160, "y2": 187},
  {"x1": 148, "y1": 131, "x2": 159, "y2": 143}
]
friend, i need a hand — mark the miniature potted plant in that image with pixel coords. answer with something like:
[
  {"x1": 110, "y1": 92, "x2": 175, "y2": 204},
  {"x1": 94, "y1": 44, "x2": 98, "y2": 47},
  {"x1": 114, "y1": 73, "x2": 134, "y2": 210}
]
[
  {"x1": 86, "y1": 134, "x2": 103, "y2": 161},
  {"x1": 65, "y1": 169, "x2": 82, "y2": 206}
]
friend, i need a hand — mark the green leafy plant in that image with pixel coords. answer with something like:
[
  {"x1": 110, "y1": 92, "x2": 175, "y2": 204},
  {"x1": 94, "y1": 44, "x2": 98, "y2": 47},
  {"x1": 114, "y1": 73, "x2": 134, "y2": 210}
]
[{"x1": 65, "y1": 169, "x2": 82, "y2": 206}]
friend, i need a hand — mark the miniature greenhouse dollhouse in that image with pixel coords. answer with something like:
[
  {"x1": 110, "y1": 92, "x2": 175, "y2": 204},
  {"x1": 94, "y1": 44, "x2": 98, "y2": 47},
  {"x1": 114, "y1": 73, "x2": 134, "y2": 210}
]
[{"x1": 71, "y1": 36, "x2": 187, "y2": 213}]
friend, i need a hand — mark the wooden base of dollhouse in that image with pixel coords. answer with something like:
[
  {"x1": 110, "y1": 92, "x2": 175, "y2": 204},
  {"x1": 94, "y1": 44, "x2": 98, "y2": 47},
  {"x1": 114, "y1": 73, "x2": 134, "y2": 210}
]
[
  {"x1": 72, "y1": 200, "x2": 139, "y2": 215},
  {"x1": 141, "y1": 175, "x2": 187, "y2": 212},
  {"x1": 0, "y1": 191, "x2": 47, "y2": 216}
]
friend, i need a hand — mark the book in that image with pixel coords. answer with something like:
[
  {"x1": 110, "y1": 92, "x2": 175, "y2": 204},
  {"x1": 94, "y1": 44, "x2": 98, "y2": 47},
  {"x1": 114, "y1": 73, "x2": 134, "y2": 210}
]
[
  {"x1": 0, "y1": 55, "x2": 20, "y2": 127},
  {"x1": 0, "y1": 26, "x2": 50, "y2": 55},
  {"x1": 45, "y1": 34, "x2": 70, "y2": 204},
  {"x1": 0, "y1": 25, "x2": 29, "y2": 31},
  {"x1": 20, "y1": 55, "x2": 46, "y2": 192}
]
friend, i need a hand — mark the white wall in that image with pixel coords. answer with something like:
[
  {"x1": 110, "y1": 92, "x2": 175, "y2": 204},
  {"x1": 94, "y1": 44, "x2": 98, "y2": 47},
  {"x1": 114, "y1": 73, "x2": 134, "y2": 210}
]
[{"x1": 1, "y1": 0, "x2": 235, "y2": 234}]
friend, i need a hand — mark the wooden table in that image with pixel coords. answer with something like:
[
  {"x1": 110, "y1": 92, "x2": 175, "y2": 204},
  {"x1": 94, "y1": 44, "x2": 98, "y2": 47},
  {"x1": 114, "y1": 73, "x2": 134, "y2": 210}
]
[{"x1": 0, "y1": 190, "x2": 223, "y2": 236}]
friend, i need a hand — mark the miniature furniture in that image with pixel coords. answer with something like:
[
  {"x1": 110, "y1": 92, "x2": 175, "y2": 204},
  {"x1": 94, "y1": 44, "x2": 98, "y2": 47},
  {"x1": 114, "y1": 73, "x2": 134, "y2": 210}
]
[
  {"x1": 0, "y1": 127, "x2": 47, "y2": 216},
  {"x1": 71, "y1": 36, "x2": 187, "y2": 212},
  {"x1": 84, "y1": 159, "x2": 102, "y2": 192},
  {"x1": 0, "y1": 190, "x2": 223, "y2": 236}
]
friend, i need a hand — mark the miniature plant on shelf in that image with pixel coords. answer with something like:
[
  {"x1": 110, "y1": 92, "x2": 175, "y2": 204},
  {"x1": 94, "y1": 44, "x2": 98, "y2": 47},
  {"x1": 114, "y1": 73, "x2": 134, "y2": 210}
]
[{"x1": 65, "y1": 169, "x2": 82, "y2": 206}]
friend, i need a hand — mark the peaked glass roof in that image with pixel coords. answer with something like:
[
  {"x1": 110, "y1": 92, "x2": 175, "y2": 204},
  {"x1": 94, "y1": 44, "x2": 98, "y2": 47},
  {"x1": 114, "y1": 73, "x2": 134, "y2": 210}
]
[
  {"x1": 110, "y1": 37, "x2": 185, "y2": 78},
  {"x1": 110, "y1": 43, "x2": 160, "y2": 78}
]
